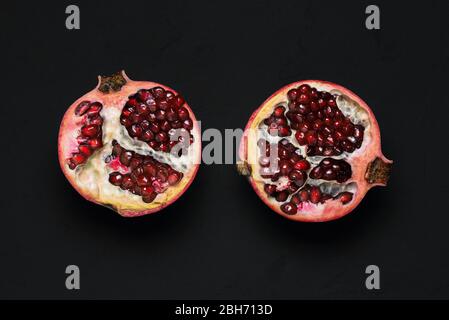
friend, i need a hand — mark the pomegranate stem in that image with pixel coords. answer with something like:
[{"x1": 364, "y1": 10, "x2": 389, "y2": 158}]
[
  {"x1": 365, "y1": 157, "x2": 392, "y2": 185},
  {"x1": 98, "y1": 71, "x2": 127, "y2": 93},
  {"x1": 236, "y1": 161, "x2": 251, "y2": 176}
]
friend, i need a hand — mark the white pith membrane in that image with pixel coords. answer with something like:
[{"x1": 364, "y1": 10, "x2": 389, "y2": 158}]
[
  {"x1": 246, "y1": 84, "x2": 373, "y2": 216},
  {"x1": 59, "y1": 77, "x2": 200, "y2": 215}
]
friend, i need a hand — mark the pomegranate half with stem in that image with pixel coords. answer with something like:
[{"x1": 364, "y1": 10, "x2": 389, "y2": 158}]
[
  {"x1": 58, "y1": 71, "x2": 201, "y2": 217},
  {"x1": 238, "y1": 80, "x2": 392, "y2": 222}
]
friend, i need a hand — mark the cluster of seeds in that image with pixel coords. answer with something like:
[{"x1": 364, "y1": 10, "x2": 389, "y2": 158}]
[
  {"x1": 258, "y1": 138, "x2": 311, "y2": 201},
  {"x1": 107, "y1": 140, "x2": 183, "y2": 203},
  {"x1": 310, "y1": 158, "x2": 352, "y2": 183},
  {"x1": 288, "y1": 84, "x2": 364, "y2": 156},
  {"x1": 263, "y1": 84, "x2": 364, "y2": 156},
  {"x1": 68, "y1": 101, "x2": 104, "y2": 169},
  {"x1": 257, "y1": 139, "x2": 354, "y2": 214},
  {"x1": 257, "y1": 84, "x2": 361, "y2": 214},
  {"x1": 120, "y1": 87, "x2": 194, "y2": 154},
  {"x1": 280, "y1": 185, "x2": 354, "y2": 215}
]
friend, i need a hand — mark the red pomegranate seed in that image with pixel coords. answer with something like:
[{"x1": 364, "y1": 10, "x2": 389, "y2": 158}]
[
  {"x1": 183, "y1": 119, "x2": 193, "y2": 130},
  {"x1": 78, "y1": 145, "x2": 92, "y2": 156},
  {"x1": 274, "y1": 106, "x2": 285, "y2": 117},
  {"x1": 75, "y1": 101, "x2": 91, "y2": 116},
  {"x1": 120, "y1": 175, "x2": 134, "y2": 190},
  {"x1": 71, "y1": 153, "x2": 86, "y2": 165},
  {"x1": 338, "y1": 192, "x2": 353, "y2": 204},
  {"x1": 141, "y1": 185, "x2": 155, "y2": 197},
  {"x1": 281, "y1": 202, "x2": 297, "y2": 215},
  {"x1": 129, "y1": 124, "x2": 143, "y2": 138},
  {"x1": 174, "y1": 96, "x2": 185, "y2": 108},
  {"x1": 298, "y1": 189, "x2": 309, "y2": 202},
  {"x1": 298, "y1": 84, "x2": 311, "y2": 94},
  {"x1": 88, "y1": 138, "x2": 102, "y2": 149},
  {"x1": 141, "y1": 130, "x2": 154, "y2": 141},
  {"x1": 136, "y1": 175, "x2": 151, "y2": 187},
  {"x1": 168, "y1": 172, "x2": 182, "y2": 185},
  {"x1": 309, "y1": 186, "x2": 322, "y2": 204},
  {"x1": 109, "y1": 172, "x2": 123, "y2": 186},
  {"x1": 86, "y1": 102, "x2": 102, "y2": 116},
  {"x1": 264, "y1": 184, "x2": 277, "y2": 195},
  {"x1": 119, "y1": 150, "x2": 134, "y2": 166},
  {"x1": 275, "y1": 191, "x2": 288, "y2": 202},
  {"x1": 294, "y1": 159, "x2": 310, "y2": 171},
  {"x1": 287, "y1": 89, "x2": 298, "y2": 101},
  {"x1": 178, "y1": 107, "x2": 189, "y2": 120},
  {"x1": 81, "y1": 124, "x2": 99, "y2": 138}
]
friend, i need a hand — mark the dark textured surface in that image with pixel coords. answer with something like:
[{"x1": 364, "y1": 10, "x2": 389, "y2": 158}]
[{"x1": 0, "y1": 0, "x2": 448, "y2": 299}]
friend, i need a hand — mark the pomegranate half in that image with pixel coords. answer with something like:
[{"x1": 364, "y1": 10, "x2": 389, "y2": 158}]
[
  {"x1": 238, "y1": 81, "x2": 392, "y2": 222},
  {"x1": 58, "y1": 71, "x2": 201, "y2": 217}
]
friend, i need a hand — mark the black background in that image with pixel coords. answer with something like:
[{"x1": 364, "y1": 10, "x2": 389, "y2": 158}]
[{"x1": 0, "y1": 0, "x2": 448, "y2": 300}]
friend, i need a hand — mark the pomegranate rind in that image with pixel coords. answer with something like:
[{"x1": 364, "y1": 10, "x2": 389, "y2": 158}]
[
  {"x1": 239, "y1": 80, "x2": 392, "y2": 222},
  {"x1": 58, "y1": 71, "x2": 201, "y2": 217}
]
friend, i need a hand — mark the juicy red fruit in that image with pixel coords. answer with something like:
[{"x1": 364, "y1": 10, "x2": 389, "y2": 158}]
[
  {"x1": 59, "y1": 71, "x2": 201, "y2": 217},
  {"x1": 67, "y1": 101, "x2": 104, "y2": 169},
  {"x1": 286, "y1": 84, "x2": 364, "y2": 157},
  {"x1": 239, "y1": 80, "x2": 392, "y2": 222},
  {"x1": 106, "y1": 140, "x2": 183, "y2": 204},
  {"x1": 120, "y1": 87, "x2": 194, "y2": 154}
]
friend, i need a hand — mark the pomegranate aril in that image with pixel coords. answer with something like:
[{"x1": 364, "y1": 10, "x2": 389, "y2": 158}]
[
  {"x1": 142, "y1": 192, "x2": 157, "y2": 203},
  {"x1": 136, "y1": 175, "x2": 151, "y2": 187},
  {"x1": 274, "y1": 106, "x2": 285, "y2": 117},
  {"x1": 109, "y1": 172, "x2": 123, "y2": 186},
  {"x1": 88, "y1": 138, "x2": 102, "y2": 149},
  {"x1": 81, "y1": 124, "x2": 100, "y2": 138},
  {"x1": 129, "y1": 124, "x2": 143, "y2": 138},
  {"x1": 281, "y1": 202, "x2": 297, "y2": 215},
  {"x1": 152, "y1": 87, "x2": 165, "y2": 98},
  {"x1": 71, "y1": 153, "x2": 86, "y2": 166},
  {"x1": 166, "y1": 108, "x2": 178, "y2": 121},
  {"x1": 160, "y1": 142, "x2": 170, "y2": 152},
  {"x1": 183, "y1": 119, "x2": 193, "y2": 130},
  {"x1": 141, "y1": 186, "x2": 155, "y2": 197},
  {"x1": 287, "y1": 89, "x2": 298, "y2": 101},
  {"x1": 78, "y1": 145, "x2": 92, "y2": 156},
  {"x1": 298, "y1": 84, "x2": 311, "y2": 94},
  {"x1": 143, "y1": 163, "x2": 157, "y2": 176},
  {"x1": 309, "y1": 186, "x2": 321, "y2": 204},
  {"x1": 75, "y1": 101, "x2": 91, "y2": 116},
  {"x1": 291, "y1": 194, "x2": 302, "y2": 205},
  {"x1": 264, "y1": 184, "x2": 277, "y2": 195},
  {"x1": 294, "y1": 159, "x2": 310, "y2": 171},
  {"x1": 178, "y1": 107, "x2": 189, "y2": 120},
  {"x1": 298, "y1": 189, "x2": 309, "y2": 202},
  {"x1": 119, "y1": 150, "x2": 134, "y2": 166},
  {"x1": 168, "y1": 172, "x2": 182, "y2": 185},
  {"x1": 297, "y1": 103, "x2": 310, "y2": 114},
  {"x1": 156, "y1": 132, "x2": 168, "y2": 142},
  {"x1": 275, "y1": 191, "x2": 288, "y2": 202},
  {"x1": 120, "y1": 175, "x2": 134, "y2": 190},
  {"x1": 336, "y1": 192, "x2": 353, "y2": 204},
  {"x1": 159, "y1": 120, "x2": 170, "y2": 132},
  {"x1": 149, "y1": 123, "x2": 160, "y2": 133},
  {"x1": 305, "y1": 131, "x2": 317, "y2": 145},
  {"x1": 310, "y1": 158, "x2": 352, "y2": 183},
  {"x1": 129, "y1": 157, "x2": 143, "y2": 170},
  {"x1": 137, "y1": 90, "x2": 151, "y2": 102},
  {"x1": 120, "y1": 116, "x2": 132, "y2": 127},
  {"x1": 137, "y1": 103, "x2": 150, "y2": 115},
  {"x1": 86, "y1": 102, "x2": 102, "y2": 116},
  {"x1": 279, "y1": 160, "x2": 292, "y2": 176}
]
